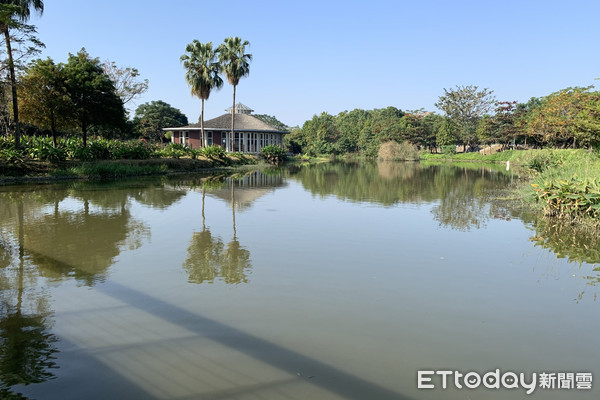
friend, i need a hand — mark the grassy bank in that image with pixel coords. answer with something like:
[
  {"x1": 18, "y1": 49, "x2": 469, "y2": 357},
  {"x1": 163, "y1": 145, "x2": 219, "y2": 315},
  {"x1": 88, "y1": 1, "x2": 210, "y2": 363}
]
[
  {"x1": 421, "y1": 148, "x2": 600, "y2": 223},
  {"x1": 421, "y1": 148, "x2": 556, "y2": 164},
  {"x1": 0, "y1": 155, "x2": 258, "y2": 183}
]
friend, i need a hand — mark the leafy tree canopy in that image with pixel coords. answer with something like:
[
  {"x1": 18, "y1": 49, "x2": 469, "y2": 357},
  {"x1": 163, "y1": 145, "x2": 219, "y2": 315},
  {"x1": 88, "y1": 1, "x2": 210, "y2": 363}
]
[
  {"x1": 133, "y1": 100, "x2": 188, "y2": 141},
  {"x1": 18, "y1": 57, "x2": 70, "y2": 145},
  {"x1": 253, "y1": 114, "x2": 288, "y2": 131},
  {"x1": 435, "y1": 85, "x2": 496, "y2": 149},
  {"x1": 62, "y1": 48, "x2": 125, "y2": 146}
]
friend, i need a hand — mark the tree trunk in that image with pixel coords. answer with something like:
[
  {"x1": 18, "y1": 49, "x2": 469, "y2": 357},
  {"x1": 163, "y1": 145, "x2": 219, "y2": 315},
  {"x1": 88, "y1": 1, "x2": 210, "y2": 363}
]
[
  {"x1": 200, "y1": 98, "x2": 205, "y2": 148},
  {"x1": 3, "y1": 27, "x2": 20, "y2": 150},
  {"x1": 82, "y1": 123, "x2": 87, "y2": 147},
  {"x1": 50, "y1": 112, "x2": 57, "y2": 147},
  {"x1": 231, "y1": 84, "x2": 236, "y2": 152}
]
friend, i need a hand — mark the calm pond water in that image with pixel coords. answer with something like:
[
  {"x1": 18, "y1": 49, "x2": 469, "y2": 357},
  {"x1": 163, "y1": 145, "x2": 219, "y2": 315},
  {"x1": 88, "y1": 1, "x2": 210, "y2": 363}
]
[{"x1": 0, "y1": 161, "x2": 599, "y2": 400}]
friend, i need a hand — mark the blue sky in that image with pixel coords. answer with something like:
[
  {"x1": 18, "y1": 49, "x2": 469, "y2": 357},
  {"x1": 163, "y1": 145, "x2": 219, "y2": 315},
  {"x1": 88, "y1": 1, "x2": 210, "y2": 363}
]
[{"x1": 29, "y1": 0, "x2": 600, "y2": 127}]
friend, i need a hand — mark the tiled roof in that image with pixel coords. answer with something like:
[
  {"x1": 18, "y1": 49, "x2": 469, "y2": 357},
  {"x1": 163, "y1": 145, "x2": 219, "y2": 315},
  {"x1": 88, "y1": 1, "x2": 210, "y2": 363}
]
[
  {"x1": 167, "y1": 113, "x2": 288, "y2": 132},
  {"x1": 225, "y1": 103, "x2": 254, "y2": 114}
]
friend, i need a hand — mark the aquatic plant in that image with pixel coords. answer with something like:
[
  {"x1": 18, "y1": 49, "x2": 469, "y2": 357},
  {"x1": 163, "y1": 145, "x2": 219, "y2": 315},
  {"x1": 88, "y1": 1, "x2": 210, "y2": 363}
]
[{"x1": 532, "y1": 178, "x2": 600, "y2": 219}]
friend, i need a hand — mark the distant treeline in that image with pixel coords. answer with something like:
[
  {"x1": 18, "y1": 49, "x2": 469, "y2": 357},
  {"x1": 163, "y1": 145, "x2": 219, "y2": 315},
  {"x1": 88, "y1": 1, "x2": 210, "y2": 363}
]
[{"x1": 285, "y1": 85, "x2": 600, "y2": 156}]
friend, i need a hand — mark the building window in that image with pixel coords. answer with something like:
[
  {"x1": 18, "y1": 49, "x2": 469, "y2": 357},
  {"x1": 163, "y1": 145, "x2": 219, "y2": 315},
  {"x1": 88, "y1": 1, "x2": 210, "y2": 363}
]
[
  {"x1": 234, "y1": 133, "x2": 240, "y2": 151},
  {"x1": 207, "y1": 131, "x2": 213, "y2": 146}
]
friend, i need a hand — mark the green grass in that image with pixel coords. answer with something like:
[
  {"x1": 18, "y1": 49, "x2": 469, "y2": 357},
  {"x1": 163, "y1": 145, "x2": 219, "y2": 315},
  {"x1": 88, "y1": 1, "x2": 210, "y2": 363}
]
[
  {"x1": 58, "y1": 161, "x2": 169, "y2": 178},
  {"x1": 424, "y1": 148, "x2": 600, "y2": 221},
  {"x1": 420, "y1": 148, "x2": 600, "y2": 165}
]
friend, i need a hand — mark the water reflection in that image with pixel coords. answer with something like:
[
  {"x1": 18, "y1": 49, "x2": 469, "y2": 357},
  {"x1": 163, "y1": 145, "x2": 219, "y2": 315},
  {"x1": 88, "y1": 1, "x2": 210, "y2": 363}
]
[
  {"x1": 183, "y1": 176, "x2": 256, "y2": 285},
  {"x1": 527, "y1": 217, "x2": 600, "y2": 301},
  {"x1": 0, "y1": 202, "x2": 59, "y2": 399},
  {"x1": 0, "y1": 188, "x2": 150, "y2": 286},
  {"x1": 1, "y1": 163, "x2": 599, "y2": 399},
  {"x1": 205, "y1": 169, "x2": 287, "y2": 211},
  {"x1": 288, "y1": 161, "x2": 513, "y2": 230},
  {"x1": 184, "y1": 229, "x2": 251, "y2": 285},
  {"x1": 289, "y1": 161, "x2": 600, "y2": 295}
]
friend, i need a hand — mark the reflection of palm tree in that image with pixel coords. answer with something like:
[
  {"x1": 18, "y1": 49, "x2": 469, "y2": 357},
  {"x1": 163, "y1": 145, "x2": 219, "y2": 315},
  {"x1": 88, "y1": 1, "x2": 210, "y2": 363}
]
[
  {"x1": 220, "y1": 239, "x2": 251, "y2": 284},
  {"x1": 184, "y1": 179, "x2": 252, "y2": 284},
  {"x1": 231, "y1": 180, "x2": 236, "y2": 238},
  {"x1": 184, "y1": 231, "x2": 252, "y2": 285},
  {"x1": 184, "y1": 229, "x2": 224, "y2": 284}
]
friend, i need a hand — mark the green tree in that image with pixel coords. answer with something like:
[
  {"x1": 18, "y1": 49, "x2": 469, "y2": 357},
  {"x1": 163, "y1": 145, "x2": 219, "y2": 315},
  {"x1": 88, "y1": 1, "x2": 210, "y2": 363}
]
[
  {"x1": 133, "y1": 100, "x2": 188, "y2": 141},
  {"x1": 253, "y1": 114, "x2": 288, "y2": 131},
  {"x1": 526, "y1": 87, "x2": 600, "y2": 148},
  {"x1": 420, "y1": 113, "x2": 444, "y2": 152},
  {"x1": 283, "y1": 127, "x2": 303, "y2": 153},
  {"x1": 19, "y1": 58, "x2": 70, "y2": 146},
  {"x1": 515, "y1": 97, "x2": 542, "y2": 147},
  {"x1": 476, "y1": 114, "x2": 494, "y2": 145},
  {"x1": 491, "y1": 101, "x2": 521, "y2": 146},
  {"x1": 62, "y1": 48, "x2": 125, "y2": 146},
  {"x1": 334, "y1": 109, "x2": 370, "y2": 154},
  {"x1": 180, "y1": 40, "x2": 222, "y2": 148},
  {"x1": 436, "y1": 117, "x2": 458, "y2": 151},
  {"x1": 218, "y1": 36, "x2": 252, "y2": 151},
  {"x1": 299, "y1": 112, "x2": 338, "y2": 155},
  {"x1": 0, "y1": 0, "x2": 44, "y2": 149},
  {"x1": 435, "y1": 85, "x2": 496, "y2": 151}
]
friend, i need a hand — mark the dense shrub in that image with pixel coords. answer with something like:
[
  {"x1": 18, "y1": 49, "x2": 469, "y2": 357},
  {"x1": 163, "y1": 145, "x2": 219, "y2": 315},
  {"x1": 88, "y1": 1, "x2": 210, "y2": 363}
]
[
  {"x1": 261, "y1": 145, "x2": 286, "y2": 164},
  {"x1": 0, "y1": 148, "x2": 25, "y2": 162},
  {"x1": 378, "y1": 141, "x2": 419, "y2": 161},
  {"x1": 155, "y1": 143, "x2": 189, "y2": 159},
  {"x1": 527, "y1": 151, "x2": 564, "y2": 173},
  {"x1": 0, "y1": 135, "x2": 14, "y2": 150},
  {"x1": 189, "y1": 148, "x2": 201, "y2": 160},
  {"x1": 441, "y1": 145, "x2": 457, "y2": 155},
  {"x1": 25, "y1": 136, "x2": 67, "y2": 162},
  {"x1": 111, "y1": 140, "x2": 154, "y2": 159},
  {"x1": 201, "y1": 145, "x2": 225, "y2": 159}
]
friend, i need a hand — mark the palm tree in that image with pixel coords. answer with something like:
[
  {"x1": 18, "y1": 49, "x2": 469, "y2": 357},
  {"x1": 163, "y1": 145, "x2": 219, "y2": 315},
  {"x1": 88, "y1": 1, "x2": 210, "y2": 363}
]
[
  {"x1": 180, "y1": 40, "x2": 222, "y2": 148},
  {"x1": 0, "y1": 0, "x2": 44, "y2": 149},
  {"x1": 218, "y1": 37, "x2": 252, "y2": 152}
]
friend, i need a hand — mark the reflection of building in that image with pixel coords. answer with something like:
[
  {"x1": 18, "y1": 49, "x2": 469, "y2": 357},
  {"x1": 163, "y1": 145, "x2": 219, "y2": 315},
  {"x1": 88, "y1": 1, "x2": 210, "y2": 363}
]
[
  {"x1": 205, "y1": 170, "x2": 287, "y2": 211},
  {"x1": 166, "y1": 103, "x2": 288, "y2": 152}
]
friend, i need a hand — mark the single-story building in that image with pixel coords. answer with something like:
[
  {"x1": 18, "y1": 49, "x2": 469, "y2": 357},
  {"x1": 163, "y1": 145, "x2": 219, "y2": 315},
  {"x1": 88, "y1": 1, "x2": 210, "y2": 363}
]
[{"x1": 164, "y1": 103, "x2": 288, "y2": 153}]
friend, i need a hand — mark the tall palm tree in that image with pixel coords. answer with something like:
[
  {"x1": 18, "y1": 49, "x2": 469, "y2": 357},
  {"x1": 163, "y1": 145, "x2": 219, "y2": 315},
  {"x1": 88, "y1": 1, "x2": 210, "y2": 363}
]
[
  {"x1": 0, "y1": 0, "x2": 44, "y2": 149},
  {"x1": 180, "y1": 40, "x2": 222, "y2": 148},
  {"x1": 218, "y1": 37, "x2": 251, "y2": 152}
]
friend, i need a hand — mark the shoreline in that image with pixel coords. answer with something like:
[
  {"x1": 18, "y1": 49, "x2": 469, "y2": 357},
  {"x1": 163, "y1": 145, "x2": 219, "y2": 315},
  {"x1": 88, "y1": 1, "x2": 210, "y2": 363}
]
[{"x1": 0, "y1": 156, "x2": 261, "y2": 185}]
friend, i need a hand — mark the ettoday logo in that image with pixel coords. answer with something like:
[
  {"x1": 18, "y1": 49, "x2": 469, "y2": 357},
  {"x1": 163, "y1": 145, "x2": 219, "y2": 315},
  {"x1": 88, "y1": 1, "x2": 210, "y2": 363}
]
[{"x1": 418, "y1": 370, "x2": 593, "y2": 394}]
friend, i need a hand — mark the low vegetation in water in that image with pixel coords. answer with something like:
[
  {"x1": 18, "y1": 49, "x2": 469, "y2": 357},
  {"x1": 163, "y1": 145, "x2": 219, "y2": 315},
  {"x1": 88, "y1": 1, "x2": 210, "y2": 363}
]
[{"x1": 532, "y1": 178, "x2": 600, "y2": 219}]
